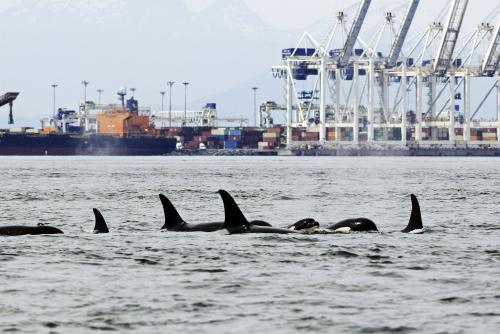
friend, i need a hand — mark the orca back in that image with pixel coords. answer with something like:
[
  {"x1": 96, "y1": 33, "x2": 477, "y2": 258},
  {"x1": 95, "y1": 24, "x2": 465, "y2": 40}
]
[
  {"x1": 93, "y1": 209, "x2": 109, "y2": 233},
  {"x1": 159, "y1": 194, "x2": 186, "y2": 231},
  {"x1": 0, "y1": 224, "x2": 63, "y2": 236},
  {"x1": 249, "y1": 220, "x2": 272, "y2": 227},
  {"x1": 218, "y1": 190, "x2": 250, "y2": 234},
  {"x1": 402, "y1": 194, "x2": 423, "y2": 233},
  {"x1": 327, "y1": 218, "x2": 378, "y2": 232}
]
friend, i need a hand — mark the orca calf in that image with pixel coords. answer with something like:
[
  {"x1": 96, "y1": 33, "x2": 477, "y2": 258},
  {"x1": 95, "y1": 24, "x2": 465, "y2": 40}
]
[
  {"x1": 0, "y1": 223, "x2": 63, "y2": 236},
  {"x1": 326, "y1": 218, "x2": 379, "y2": 233},
  {"x1": 218, "y1": 190, "x2": 319, "y2": 234},
  {"x1": 93, "y1": 209, "x2": 110, "y2": 234},
  {"x1": 159, "y1": 194, "x2": 271, "y2": 233},
  {"x1": 401, "y1": 194, "x2": 424, "y2": 234}
]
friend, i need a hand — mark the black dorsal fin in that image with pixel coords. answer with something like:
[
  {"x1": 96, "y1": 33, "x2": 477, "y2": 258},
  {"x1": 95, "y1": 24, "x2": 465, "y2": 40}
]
[
  {"x1": 402, "y1": 194, "x2": 423, "y2": 233},
  {"x1": 159, "y1": 194, "x2": 185, "y2": 231},
  {"x1": 218, "y1": 190, "x2": 250, "y2": 234},
  {"x1": 93, "y1": 209, "x2": 109, "y2": 234}
]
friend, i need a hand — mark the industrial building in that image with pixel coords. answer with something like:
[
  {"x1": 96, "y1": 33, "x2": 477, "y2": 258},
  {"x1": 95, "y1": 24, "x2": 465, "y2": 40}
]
[{"x1": 267, "y1": 0, "x2": 500, "y2": 147}]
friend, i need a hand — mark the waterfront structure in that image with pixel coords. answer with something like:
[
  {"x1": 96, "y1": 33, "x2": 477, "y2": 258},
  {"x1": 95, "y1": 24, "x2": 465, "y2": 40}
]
[{"x1": 270, "y1": 0, "x2": 500, "y2": 147}]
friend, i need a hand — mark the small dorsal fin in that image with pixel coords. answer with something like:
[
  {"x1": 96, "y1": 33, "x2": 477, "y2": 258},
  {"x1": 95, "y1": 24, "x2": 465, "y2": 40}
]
[
  {"x1": 93, "y1": 209, "x2": 109, "y2": 234},
  {"x1": 402, "y1": 194, "x2": 423, "y2": 233},
  {"x1": 218, "y1": 190, "x2": 250, "y2": 234},
  {"x1": 159, "y1": 194, "x2": 185, "y2": 231}
]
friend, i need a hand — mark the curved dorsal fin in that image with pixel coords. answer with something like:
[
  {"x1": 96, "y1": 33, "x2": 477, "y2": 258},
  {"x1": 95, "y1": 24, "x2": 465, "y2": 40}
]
[
  {"x1": 93, "y1": 209, "x2": 109, "y2": 233},
  {"x1": 159, "y1": 194, "x2": 185, "y2": 231},
  {"x1": 218, "y1": 190, "x2": 250, "y2": 234},
  {"x1": 402, "y1": 194, "x2": 423, "y2": 233}
]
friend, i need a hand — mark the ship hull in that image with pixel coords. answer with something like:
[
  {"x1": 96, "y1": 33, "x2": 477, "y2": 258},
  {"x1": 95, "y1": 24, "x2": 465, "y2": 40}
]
[{"x1": 0, "y1": 134, "x2": 176, "y2": 156}]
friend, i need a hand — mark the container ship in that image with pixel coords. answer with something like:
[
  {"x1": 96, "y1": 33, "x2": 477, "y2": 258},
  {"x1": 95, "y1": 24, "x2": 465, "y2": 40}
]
[{"x1": 0, "y1": 90, "x2": 176, "y2": 156}]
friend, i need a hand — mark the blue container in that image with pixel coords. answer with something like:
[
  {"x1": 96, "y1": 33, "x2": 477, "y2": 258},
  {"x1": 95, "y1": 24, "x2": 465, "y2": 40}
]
[
  {"x1": 407, "y1": 58, "x2": 414, "y2": 66},
  {"x1": 307, "y1": 69, "x2": 318, "y2": 75},
  {"x1": 224, "y1": 141, "x2": 242, "y2": 149},
  {"x1": 229, "y1": 130, "x2": 242, "y2": 136},
  {"x1": 299, "y1": 48, "x2": 316, "y2": 57},
  {"x1": 422, "y1": 60, "x2": 431, "y2": 66},
  {"x1": 358, "y1": 69, "x2": 367, "y2": 76},
  {"x1": 354, "y1": 48, "x2": 364, "y2": 56},
  {"x1": 453, "y1": 59, "x2": 462, "y2": 67},
  {"x1": 282, "y1": 48, "x2": 315, "y2": 58},
  {"x1": 205, "y1": 103, "x2": 216, "y2": 110}
]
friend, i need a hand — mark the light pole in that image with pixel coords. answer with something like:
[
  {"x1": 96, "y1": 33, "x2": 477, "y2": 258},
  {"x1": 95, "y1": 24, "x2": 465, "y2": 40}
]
[
  {"x1": 182, "y1": 81, "x2": 189, "y2": 126},
  {"x1": 81, "y1": 80, "x2": 89, "y2": 107},
  {"x1": 51, "y1": 84, "x2": 58, "y2": 119},
  {"x1": 167, "y1": 81, "x2": 175, "y2": 127},
  {"x1": 81, "y1": 80, "x2": 89, "y2": 131},
  {"x1": 160, "y1": 91, "x2": 166, "y2": 128},
  {"x1": 252, "y1": 87, "x2": 258, "y2": 127},
  {"x1": 97, "y1": 89, "x2": 103, "y2": 106},
  {"x1": 130, "y1": 87, "x2": 136, "y2": 98}
]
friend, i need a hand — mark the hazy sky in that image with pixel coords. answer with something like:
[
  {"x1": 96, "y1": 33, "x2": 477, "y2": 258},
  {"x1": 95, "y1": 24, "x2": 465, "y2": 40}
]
[
  {"x1": 0, "y1": 0, "x2": 498, "y2": 127},
  {"x1": 184, "y1": 0, "x2": 494, "y2": 30},
  {"x1": 2, "y1": 0, "x2": 494, "y2": 30}
]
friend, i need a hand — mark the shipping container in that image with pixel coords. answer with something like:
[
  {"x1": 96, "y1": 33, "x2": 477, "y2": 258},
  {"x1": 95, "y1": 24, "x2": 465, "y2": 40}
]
[
  {"x1": 267, "y1": 127, "x2": 282, "y2": 134},
  {"x1": 224, "y1": 141, "x2": 242, "y2": 149},
  {"x1": 263, "y1": 132, "x2": 279, "y2": 139}
]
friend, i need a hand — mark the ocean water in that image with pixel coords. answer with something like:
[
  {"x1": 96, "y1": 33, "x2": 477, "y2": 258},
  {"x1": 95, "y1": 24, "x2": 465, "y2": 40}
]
[{"x1": 0, "y1": 156, "x2": 499, "y2": 334}]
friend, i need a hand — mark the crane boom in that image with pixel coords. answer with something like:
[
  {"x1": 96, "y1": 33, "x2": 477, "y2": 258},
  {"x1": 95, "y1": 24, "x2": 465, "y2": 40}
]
[
  {"x1": 433, "y1": 0, "x2": 469, "y2": 73},
  {"x1": 482, "y1": 18, "x2": 500, "y2": 75},
  {"x1": 339, "y1": 0, "x2": 372, "y2": 67},
  {"x1": 387, "y1": 0, "x2": 420, "y2": 68}
]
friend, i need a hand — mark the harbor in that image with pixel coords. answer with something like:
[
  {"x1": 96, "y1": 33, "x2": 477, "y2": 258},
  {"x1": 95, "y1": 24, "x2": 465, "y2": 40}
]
[{"x1": 1, "y1": 0, "x2": 499, "y2": 156}]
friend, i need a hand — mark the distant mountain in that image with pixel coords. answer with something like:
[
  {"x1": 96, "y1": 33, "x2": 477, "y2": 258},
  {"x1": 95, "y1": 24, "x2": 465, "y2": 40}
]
[{"x1": 0, "y1": 0, "x2": 298, "y2": 127}]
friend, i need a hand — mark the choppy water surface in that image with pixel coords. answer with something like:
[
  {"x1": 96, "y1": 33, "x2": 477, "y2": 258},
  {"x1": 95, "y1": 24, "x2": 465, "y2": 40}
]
[{"x1": 1, "y1": 156, "x2": 499, "y2": 333}]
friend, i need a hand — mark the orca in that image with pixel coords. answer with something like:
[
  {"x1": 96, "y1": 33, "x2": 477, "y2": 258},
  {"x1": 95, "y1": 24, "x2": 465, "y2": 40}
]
[
  {"x1": 0, "y1": 223, "x2": 63, "y2": 236},
  {"x1": 402, "y1": 194, "x2": 423, "y2": 233},
  {"x1": 218, "y1": 190, "x2": 317, "y2": 234},
  {"x1": 159, "y1": 194, "x2": 272, "y2": 233},
  {"x1": 93, "y1": 209, "x2": 110, "y2": 234},
  {"x1": 326, "y1": 218, "x2": 379, "y2": 233}
]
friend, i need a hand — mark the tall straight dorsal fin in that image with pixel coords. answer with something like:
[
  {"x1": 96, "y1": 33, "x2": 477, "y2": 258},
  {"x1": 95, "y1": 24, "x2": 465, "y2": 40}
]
[
  {"x1": 218, "y1": 190, "x2": 250, "y2": 234},
  {"x1": 159, "y1": 194, "x2": 185, "y2": 231},
  {"x1": 402, "y1": 194, "x2": 423, "y2": 233},
  {"x1": 93, "y1": 209, "x2": 109, "y2": 234}
]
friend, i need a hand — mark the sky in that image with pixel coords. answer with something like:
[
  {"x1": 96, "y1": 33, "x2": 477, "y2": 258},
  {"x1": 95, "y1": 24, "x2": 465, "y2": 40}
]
[{"x1": 0, "y1": 0, "x2": 498, "y2": 127}]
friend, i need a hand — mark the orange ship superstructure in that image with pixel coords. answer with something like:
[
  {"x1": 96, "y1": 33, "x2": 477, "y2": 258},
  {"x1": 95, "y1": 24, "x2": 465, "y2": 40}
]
[{"x1": 96, "y1": 109, "x2": 152, "y2": 137}]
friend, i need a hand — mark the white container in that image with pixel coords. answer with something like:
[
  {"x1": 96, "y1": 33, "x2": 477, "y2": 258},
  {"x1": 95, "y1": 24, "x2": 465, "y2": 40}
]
[
  {"x1": 263, "y1": 132, "x2": 278, "y2": 139},
  {"x1": 258, "y1": 142, "x2": 269, "y2": 149}
]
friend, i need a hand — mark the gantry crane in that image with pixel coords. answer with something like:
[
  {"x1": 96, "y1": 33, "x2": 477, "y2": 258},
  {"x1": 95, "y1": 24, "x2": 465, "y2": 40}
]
[{"x1": 0, "y1": 92, "x2": 19, "y2": 124}]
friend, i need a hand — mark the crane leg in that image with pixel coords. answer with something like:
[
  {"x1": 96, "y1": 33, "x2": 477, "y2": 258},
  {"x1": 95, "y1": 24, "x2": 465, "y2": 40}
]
[{"x1": 8, "y1": 102, "x2": 14, "y2": 124}]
